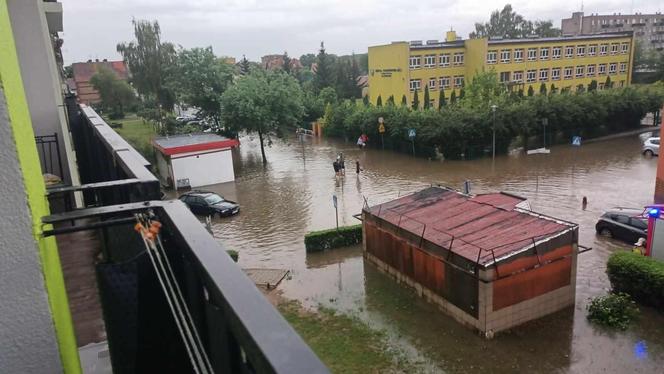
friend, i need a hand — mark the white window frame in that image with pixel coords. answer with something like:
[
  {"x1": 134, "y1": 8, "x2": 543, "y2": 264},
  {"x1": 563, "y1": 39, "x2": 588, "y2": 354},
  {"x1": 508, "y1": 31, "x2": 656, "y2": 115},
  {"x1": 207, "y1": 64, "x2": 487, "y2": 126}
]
[
  {"x1": 439, "y1": 76, "x2": 450, "y2": 89},
  {"x1": 439, "y1": 53, "x2": 450, "y2": 67},
  {"x1": 539, "y1": 68, "x2": 549, "y2": 81},
  {"x1": 454, "y1": 75, "x2": 464, "y2": 88},
  {"x1": 609, "y1": 63, "x2": 617, "y2": 74},
  {"x1": 619, "y1": 62, "x2": 627, "y2": 73},
  {"x1": 588, "y1": 45, "x2": 597, "y2": 56},
  {"x1": 453, "y1": 53, "x2": 464, "y2": 66},
  {"x1": 500, "y1": 49, "x2": 511, "y2": 63},
  {"x1": 575, "y1": 65, "x2": 585, "y2": 77},
  {"x1": 513, "y1": 71, "x2": 523, "y2": 83},
  {"x1": 587, "y1": 64, "x2": 596, "y2": 76},
  {"x1": 429, "y1": 78, "x2": 436, "y2": 89},
  {"x1": 551, "y1": 68, "x2": 561, "y2": 80},
  {"x1": 621, "y1": 43, "x2": 629, "y2": 54},
  {"x1": 611, "y1": 44, "x2": 619, "y2": 55},
  {"x1": 409, "y1": 79, "x2": 421, "y2": 91},
  {"x1": 600, "y1": 44, "x2": 608, "y2": 55},
  {"x1": 423, "y1": 55, "x2": 436, "y2": 68},
  {"x1": 576, "y1": 45, "x2": 586, "y2": 57},
  {"x1": 598, "y1": 63, "x2": 607, "y2": 75},
  {"x1": 539, "y1": 47, "x2": 549, "y2": 60},
  {"x1": 564, "y1": 66, "x2": 573, "y2": 79},
  {"x1": 565, "y1": 46, "x2": 574, "y2": 58},
  {"x1": 514, "y1": 49, "x2": 523, "y2": 62},
  {"x1": 527, "y1": 48, "x2": 537, "y2": 61},
  {"x1": 526, "y1": 70, "x2": 537, "y2": 83},
  {"x1": 552, "y1": 47, "x2": 562, "y2": 59},
  {"x1": 487, "y1": 50, "x2": 497, "y2": 64},
  {"x1": 409, "y1": 56, "x2": 421, "y2": 69}
]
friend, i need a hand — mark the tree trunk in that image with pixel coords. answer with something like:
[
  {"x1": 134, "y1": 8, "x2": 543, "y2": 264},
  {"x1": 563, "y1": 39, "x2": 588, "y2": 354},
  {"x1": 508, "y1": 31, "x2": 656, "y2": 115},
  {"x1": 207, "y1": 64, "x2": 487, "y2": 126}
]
[{"x1": 258, "y1": 129, "x2": 267, "y2": 164}]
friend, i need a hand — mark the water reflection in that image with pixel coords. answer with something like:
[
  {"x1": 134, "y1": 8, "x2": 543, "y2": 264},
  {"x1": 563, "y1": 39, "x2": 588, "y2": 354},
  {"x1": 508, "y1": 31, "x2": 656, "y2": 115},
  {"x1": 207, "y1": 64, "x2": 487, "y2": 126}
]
[{"x1": 178, "y1": 131, "x2": 664, "y2": 372}]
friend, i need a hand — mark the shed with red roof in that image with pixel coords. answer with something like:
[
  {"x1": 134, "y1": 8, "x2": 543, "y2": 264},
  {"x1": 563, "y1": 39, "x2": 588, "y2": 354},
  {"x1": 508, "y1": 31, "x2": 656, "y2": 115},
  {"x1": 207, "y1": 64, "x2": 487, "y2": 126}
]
[
  {"x1": 362, "y1": 186, "x2": 579, "y2": 336},
  {"x1": 152, "y1": 133, "x2": 240, "y2": 189}
]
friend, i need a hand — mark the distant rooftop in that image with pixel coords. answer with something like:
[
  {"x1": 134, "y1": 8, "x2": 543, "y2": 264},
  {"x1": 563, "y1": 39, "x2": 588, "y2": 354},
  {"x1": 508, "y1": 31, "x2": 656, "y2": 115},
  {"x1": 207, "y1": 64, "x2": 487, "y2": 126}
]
[{"x1": 153, "y1": 133, "x2": 239, "y2": 156}]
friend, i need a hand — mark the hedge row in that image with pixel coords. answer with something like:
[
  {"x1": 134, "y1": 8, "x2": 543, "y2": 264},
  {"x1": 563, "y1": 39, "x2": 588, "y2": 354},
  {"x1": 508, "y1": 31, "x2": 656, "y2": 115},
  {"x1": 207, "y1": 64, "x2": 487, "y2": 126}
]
[
  {"x1": 304, "y1": 224, "x2": 363, "y2": 252},
  {"x1": 607, "y1": 251, "x2": 664, "y2": 310}
]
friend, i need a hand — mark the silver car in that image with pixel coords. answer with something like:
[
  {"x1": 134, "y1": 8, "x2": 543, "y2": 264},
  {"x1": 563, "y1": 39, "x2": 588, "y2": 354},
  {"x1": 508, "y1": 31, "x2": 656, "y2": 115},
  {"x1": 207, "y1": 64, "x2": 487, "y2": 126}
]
[{"x1": 643, "y1": 137, "x2": 660, "y2": 156}]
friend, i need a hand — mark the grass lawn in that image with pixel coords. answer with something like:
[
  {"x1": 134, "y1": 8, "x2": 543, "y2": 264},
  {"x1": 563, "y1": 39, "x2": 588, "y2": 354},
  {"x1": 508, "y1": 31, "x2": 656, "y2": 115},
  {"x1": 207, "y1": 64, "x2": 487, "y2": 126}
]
[
  {"x1": 106, "y1": 114, "x2": 156, "y2": 162},
  {"x1": 278, "y1": 301, "x2": 410, "y2": 373}
]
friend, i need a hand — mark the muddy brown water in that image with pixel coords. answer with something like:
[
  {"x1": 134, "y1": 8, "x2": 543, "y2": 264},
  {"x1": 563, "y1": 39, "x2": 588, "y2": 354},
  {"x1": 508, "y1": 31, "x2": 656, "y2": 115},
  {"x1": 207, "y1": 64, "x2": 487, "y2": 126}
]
[{"x1": 184, "y1": 132, "x2": 664, "y2": 373}]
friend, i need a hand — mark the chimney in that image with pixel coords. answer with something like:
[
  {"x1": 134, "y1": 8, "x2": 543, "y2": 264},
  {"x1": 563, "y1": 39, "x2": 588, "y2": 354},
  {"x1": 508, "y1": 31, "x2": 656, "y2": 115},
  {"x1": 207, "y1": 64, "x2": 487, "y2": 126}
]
[
  {"x1": 446, "y1": 30, "x2": 457, "y2": 42},
  {"x1": 103, "y1": 58, "x2": 107, "y2": 62},
  {"x1": 95, "y1": 58, "x2": 99, "y2": 62}
]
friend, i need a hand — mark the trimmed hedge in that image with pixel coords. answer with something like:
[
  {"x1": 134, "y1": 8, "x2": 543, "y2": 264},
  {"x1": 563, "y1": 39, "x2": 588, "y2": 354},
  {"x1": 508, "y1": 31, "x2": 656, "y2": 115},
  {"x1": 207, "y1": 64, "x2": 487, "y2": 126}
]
[
  {"x1": 607, "y1": 251, "x2": 664, "y2": 310},
  {"x1": 304, "y1": 225, "x2": 362, "y2": 252}
]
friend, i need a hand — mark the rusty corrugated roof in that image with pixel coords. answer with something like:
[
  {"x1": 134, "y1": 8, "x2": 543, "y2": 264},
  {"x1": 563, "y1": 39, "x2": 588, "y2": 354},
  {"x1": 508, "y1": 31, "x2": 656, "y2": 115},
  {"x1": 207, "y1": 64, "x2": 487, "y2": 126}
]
[{"x1": 367, "y1": 187, "x2": 576, "y2": 266}]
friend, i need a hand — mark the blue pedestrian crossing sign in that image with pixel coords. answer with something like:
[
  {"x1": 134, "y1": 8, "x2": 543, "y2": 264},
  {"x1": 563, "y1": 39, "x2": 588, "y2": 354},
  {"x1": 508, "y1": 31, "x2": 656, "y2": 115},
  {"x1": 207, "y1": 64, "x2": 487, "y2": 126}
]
[
  {"x1": 408, "y1": 128, "x2": 416, "y2": 140},
  {"x1": 572, "y1": 136, "x2": 582, "y2": 146}
]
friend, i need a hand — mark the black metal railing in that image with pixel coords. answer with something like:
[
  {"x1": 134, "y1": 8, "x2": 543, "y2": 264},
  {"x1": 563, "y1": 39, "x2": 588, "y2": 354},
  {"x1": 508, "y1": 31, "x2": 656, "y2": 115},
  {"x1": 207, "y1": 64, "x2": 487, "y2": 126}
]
[
  {"x1": 43, "y1": 201, "x2": 328, "y2": 373},
  {"x1": 49, "y1": 97, "x2": 160, "y2": 211},
  {"x1": 35, "y1": 132, "x2": 65, "y2": 180}
]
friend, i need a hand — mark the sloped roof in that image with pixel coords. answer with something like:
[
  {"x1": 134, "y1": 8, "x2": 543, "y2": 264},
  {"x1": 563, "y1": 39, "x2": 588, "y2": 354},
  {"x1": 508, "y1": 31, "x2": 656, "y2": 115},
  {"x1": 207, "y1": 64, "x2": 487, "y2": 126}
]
[{"x1": 72, "y1": 60, "x2": 128, "y2": 83}]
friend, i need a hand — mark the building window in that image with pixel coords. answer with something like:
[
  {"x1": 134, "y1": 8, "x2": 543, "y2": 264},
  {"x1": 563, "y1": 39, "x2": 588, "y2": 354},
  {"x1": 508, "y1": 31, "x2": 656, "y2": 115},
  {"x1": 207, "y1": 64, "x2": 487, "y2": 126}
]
[
  {"x1": 611, "y1": 44, "x2": 619, "y2": 54},
  {"x1": 453, "y1": 53, "x2": 464, "y2": 66},
  {"x1": 526, "y1": 69, "x2": 537, "y2": 83},
  {"x1": 500, "y1": 49, "x2": 511, "y2": 63},
  {"x1": 514, "y1": 49, "x2": 524, "y2": 62},
  {"x1": 588, "y1": 45, "x2": 597, "y2": 56},
  {"x1": 454, "y1": 75, "x2": 464, "y2": 87},
  {"x1": 513, "y1": 71, "x2": 523, "y2": 83},
  {"x1": 565, "y1": 46, "x2": 574, "y2": 58},
  {"x1": 429, "y1": 78, "x2": 436, "y2": 89},
  {"x1": 600, "y1": 44, "x2": 608, "y2": 55},
  {"x1": 587, "y1": 64, "x2": 596, "y2": 76},
  {"x1": 576, "y1": 65, "x2": 585, "y2": 77},
  {"x1": 621, "y1": 43, "x2": 629, "y2": 54},
  {"x1": 619, "y1": 62, "x2": 627, "y2": 73},
  {"x1": 409, "y1": 79, "x2": 421, "y2": 91},
  {"x1": 576, "y1": 45, "x2": 586, "y2": 57},
  {"x1": 409, "y1": 56, "x2": 421, "y2": 69},
  {"x1": 609, "y1": 63, "x2": 617, "y2": 74},
  {"x1": 564, "y1": 66, "x2": 573, "y2": 79},
  {"x1": 424, "y1": 55, "x2": 436, "y2": 67},
  {"x1": 439, "y1": 54, "x2": 450, "y2": 67},
  {"x1": 539, "y1": 47, "x2": 549, "y2": 60},
  {"x1": 527, "y1": 48, "x2": 537, "y2": 61},
  {"x1": 500, "y1": 71, "x2": 511, "y2": 82},
  {"x1": 551, "y1": 67, "x2": 561, "y2": 80},
  {"x1": 598, "y1": 63, "x2": 607, "y2": 75},
  {"x1": 439, "y1": 76, "x2": 450, "y2": 89},
  {"x1": 487, "y1": 50, "x2": 497, "y2": 64},
  {"x1": 552, "y1": 47, "x2": 562, "y2": 59},
  {"x1": 539, "y1": 68, "x2": 549, "y2": 81}
]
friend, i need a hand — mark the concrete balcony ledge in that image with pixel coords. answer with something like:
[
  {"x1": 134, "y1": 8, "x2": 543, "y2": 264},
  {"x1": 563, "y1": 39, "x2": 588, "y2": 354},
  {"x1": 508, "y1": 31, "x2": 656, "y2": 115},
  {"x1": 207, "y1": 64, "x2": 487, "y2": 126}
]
[{"x1": 43, "y1": 1, "x2": 63, "y2": 33}]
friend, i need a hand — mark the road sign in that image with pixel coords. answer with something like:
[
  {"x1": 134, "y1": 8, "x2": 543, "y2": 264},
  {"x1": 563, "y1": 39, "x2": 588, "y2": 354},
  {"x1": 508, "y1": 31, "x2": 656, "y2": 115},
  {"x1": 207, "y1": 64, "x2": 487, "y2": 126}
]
[
  {"x1": 378, "y1": 123, "x2": 385, "y2": 134},
  {"x1": 332, "y1": 194, "x2": 338, "y2": 208},
  {"x1": 332, "y1": 195, "x2": 339, "y2": 229},
  {"x1": 572, "y1": 136, "x2": 582, "y2": 146},
  {"x1": 408, "y1": 128, "x2": 416, "y2": 139}
]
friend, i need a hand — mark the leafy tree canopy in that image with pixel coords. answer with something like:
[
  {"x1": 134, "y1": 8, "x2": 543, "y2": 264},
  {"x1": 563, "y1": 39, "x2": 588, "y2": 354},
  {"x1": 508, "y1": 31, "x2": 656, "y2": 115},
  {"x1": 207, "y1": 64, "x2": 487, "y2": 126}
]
[
  {"x1": 90, "y1": 67, "x2": 136, "y2": 119},
  {"x1": 470, "y1": 4, "x2": 561, "y2": 39}
]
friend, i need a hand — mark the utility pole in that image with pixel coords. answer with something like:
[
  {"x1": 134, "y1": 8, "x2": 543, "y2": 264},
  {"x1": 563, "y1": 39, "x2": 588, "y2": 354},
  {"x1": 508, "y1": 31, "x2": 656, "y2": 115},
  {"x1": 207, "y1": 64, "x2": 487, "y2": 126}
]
[{"x1": 491, "y1": 104, "x2": 497, "y2": 160}]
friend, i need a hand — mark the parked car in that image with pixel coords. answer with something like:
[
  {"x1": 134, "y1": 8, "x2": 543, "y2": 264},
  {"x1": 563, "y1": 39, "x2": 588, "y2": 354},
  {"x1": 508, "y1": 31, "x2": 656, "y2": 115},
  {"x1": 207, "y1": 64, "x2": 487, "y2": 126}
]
[
  {"x1": 643, "y1": 137, "x2": 659, "y2": 156},
  {"x1": 595, "y1": 208, "x2": 647, "y2": 244},
  {"x1": 179, "y1": 191, "x2": 239, "y2": 217}
]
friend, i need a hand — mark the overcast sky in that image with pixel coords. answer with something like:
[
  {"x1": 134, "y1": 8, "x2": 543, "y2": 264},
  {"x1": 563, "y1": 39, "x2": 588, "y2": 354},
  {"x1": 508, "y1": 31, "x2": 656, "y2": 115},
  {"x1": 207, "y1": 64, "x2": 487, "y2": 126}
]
[{"x1": 61, "y1": 0, "x2": 662, "y2": 65}]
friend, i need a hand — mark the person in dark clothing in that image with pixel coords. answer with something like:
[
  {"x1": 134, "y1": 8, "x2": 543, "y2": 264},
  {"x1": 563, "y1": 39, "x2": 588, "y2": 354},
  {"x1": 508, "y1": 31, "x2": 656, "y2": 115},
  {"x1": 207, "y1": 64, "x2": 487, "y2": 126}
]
[
  {"x1": 356, "y1": 161, "x2": 361, "y2": 175},
  {"x1": 333, "y1": 160, "x2": 340, "y2": 176}
]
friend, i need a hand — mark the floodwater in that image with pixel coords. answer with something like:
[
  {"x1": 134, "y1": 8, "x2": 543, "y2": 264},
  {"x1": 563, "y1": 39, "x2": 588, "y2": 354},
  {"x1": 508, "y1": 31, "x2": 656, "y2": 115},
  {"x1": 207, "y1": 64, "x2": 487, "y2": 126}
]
[{"x1": 199, "y1": 131, "x2": 664, "y2": 373}]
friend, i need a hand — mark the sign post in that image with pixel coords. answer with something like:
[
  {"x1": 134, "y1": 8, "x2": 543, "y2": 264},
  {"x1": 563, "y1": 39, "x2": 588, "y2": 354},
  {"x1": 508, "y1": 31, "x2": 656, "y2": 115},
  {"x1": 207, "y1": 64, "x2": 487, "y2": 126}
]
[
  {"x1": 378, "y1": 117, "x2": 386, "y2": 150},
  {"x1": 408, "y1": 128, "x2": 416, "y2": 156},
  {"x1": 333, "y1": 194, "x2": 338, "y2": 230}
]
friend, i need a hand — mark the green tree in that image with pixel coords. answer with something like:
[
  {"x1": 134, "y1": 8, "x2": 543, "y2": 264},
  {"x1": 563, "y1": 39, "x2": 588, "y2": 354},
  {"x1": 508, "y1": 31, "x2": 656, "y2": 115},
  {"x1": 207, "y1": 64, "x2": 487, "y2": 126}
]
[
  {"x1": 576, "y1": 84, "x2": 586, "y2": 93},
  {"x1": 550, "y1": 84, "x2": 557, "y2": 94},
  {"x1": 168, "y1": 47, "x2": 234, "y2": 126},
  {"x1": 527, "y1": 86, "x2": 534, "y2": 96},
  {"x1": 376, "y1": 95, "x2": 382, "y2": 107},
  {"x1": 588, "y1": 80, "x2": 598, "y2": 92},
  {"x1": 401, "y1": 95, "x2": 408, "y2": 106},
  {"x1": 459, "y1": 88, "x2": 465, "y2": 100},
  {"x1": 412, "y1": 90, "x2": 420, "y2": 109},
  {"x1": 518, "y1": 88, "x2": 524, "y2": 97},
  {"x1": 64, "y1": 65, "x2": 73, "y2": 79},
  {"x1": 117, "y1": 19, "x2": 176, "y2": 110},
  {"x1": 470, "y1": 4, "x2": 561, "y2": 39},
  {"x1": 314, "y1": 41, "x2": 335, "y2": 92},
  {"x1": 318, "y1": 87, "x2": 337, "y2": 106},
  {"x1": 363, "y1": 95, "x2": 369, "y2": 106},
  {"x1": 221, "y1": 70, "x2": 304, "y2": 163},
  {"x1": 90, "y1": 67, "x2": 135, "y2": 119},
  {"x1": 386, "y1": 95, "x2": 395, "y2": 106},
  {"x1": 438, "y1": 89, "x2": 446, "y2": 109},
  {"x1": 299, "y1": 53, "x2": 316, "y2": 69},
  {"x1": 423, "y1": 85, "x2": 431, "y2": 109},
  {"x1": 350, "y1": 55, "x2": 362, "y2": 97},
  {"x1": 282, "y1": 51, "x2": 292, "y2": 75},
  {"x1": 450, "y1": 90, "x2": 457, "y2": 104},
  {"x1": 539, "y1": 82, "x2": 547, "y2": 95},
  {"x1": 605, "y1": 76, "x2": 613, "y2": 89},
  {"x1": 239, "y1": 55, "x2": 251, "y2": 75},
  {"x1": 463, "y1": 71, "x2": 503, "y2": 108}
]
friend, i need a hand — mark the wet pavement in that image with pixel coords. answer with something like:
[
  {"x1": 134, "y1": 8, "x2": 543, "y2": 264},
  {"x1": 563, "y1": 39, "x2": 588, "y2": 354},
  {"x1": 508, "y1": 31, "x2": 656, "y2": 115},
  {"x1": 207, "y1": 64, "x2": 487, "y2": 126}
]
[{"x1": 189, "y1": 131, "x2": 664, "y2": 373}]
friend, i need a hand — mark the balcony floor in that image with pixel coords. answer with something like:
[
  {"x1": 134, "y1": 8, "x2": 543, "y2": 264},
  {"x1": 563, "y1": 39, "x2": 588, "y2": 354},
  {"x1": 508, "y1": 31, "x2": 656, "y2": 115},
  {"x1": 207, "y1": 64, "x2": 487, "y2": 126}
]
[{"x1": 56, "y1": 223, "x2": 106, "y2": 346}]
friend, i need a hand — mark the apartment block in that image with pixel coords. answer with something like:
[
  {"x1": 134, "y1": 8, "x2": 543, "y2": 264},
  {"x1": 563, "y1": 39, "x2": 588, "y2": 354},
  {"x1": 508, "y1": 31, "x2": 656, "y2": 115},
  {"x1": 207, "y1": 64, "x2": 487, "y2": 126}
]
[
  {"x1": 368, "y1": 30, "x2": 634, "y2": 108},
  {"x1": 562, "y1": 11, "x2": 664, "y2": 50}
]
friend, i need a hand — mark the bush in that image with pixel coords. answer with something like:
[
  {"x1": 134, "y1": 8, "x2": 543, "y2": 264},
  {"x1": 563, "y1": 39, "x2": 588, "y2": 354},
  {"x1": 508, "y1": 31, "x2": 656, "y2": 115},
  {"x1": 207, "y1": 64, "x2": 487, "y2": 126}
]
[
  {"x1": 226, "y1": 250, "x2": 239, "y2": 262},
  {"x1": 587, "y1": 293, "x2": 639, "y2": 330},
  {"x1": 607, "y1": 251, "x2": 664, "y2": 310},
  {"x1": 304, "y1": 224, "x2": 362, "y2": 252}
]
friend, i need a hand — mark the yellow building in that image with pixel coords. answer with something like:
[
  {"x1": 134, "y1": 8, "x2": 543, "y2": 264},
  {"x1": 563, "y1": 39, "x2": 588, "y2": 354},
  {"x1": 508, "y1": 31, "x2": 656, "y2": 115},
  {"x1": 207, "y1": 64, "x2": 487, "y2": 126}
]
[{"x1": 368, "y1": 30, "x2": 635, "y2": 107}]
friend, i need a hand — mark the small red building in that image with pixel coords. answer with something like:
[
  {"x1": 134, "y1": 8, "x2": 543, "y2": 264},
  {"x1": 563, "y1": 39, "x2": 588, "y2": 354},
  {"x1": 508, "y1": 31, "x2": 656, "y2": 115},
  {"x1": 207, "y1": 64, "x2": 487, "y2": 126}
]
[{"x1": 362, "y1": 187, "x2": 579, "y2": 336}]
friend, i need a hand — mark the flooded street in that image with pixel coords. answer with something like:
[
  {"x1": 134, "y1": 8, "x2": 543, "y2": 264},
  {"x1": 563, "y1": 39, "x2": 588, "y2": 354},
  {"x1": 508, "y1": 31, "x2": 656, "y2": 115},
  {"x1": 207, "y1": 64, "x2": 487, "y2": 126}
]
[{"x1": 199, "y1": 131, "x2": 664, "y2": 373}]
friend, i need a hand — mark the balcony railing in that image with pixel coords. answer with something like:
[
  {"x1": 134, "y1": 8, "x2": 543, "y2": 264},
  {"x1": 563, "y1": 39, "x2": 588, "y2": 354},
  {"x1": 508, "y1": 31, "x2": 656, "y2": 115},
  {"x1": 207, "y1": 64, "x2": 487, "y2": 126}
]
[{"x1": 45, "y1": 102, "x2": 328, "y2": 373}]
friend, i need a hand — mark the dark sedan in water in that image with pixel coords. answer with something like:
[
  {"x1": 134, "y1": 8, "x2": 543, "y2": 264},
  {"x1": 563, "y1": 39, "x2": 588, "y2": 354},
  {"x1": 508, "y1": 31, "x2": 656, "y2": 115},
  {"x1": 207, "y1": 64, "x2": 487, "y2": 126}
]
[
  {"x1": 179, "y1": 191, "x2": 240, "y2": 217},
  {"x1": 595, "y1": 208, "x2": 647, "y2": 244}
]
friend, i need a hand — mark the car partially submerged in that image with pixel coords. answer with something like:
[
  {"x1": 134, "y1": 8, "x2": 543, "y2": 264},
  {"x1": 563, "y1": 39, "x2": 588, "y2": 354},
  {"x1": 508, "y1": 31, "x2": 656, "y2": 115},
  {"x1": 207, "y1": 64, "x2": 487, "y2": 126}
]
[
  {"x1": 643, "y1": 137, "x2": 659, "y2": 156},
  {"x1": 595, "y1": 207, "x2": 647, "y2": 244},
  {"x1": 179, "y1": 191, "x2": 240, "y2": 217}
]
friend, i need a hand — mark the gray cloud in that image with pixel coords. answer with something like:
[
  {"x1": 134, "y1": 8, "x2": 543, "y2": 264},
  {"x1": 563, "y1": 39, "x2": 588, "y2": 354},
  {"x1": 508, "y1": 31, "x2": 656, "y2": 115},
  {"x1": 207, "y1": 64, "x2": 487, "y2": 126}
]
[{"x1": 61, "y1": 0, "x2": 662, "y2": 64}]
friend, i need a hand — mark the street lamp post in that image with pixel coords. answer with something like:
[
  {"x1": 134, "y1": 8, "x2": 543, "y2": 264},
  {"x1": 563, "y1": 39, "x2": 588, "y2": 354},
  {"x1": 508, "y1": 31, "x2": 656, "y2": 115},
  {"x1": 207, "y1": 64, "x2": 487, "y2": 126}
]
[{"x1": 491, "y1": 104, "x2": 498, "y2": 160}]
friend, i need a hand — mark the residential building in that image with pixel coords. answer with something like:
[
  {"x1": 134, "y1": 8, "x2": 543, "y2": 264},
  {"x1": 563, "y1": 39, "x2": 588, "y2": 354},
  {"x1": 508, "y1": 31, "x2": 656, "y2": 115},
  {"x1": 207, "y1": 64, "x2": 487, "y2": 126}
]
[
  {"x1": 261, "y1": 54, "x2": 303, "y2": 71},
  {"x1": 71, "y1": 59, "x2": 129, "y2": 105},
  {"x1": 562, "y1": 11, "x2": 664, "y2": 50},
  {"x1": 368, "y1": 30, "x2": 634, "y2": 107},
  {"x1": 1, "y1": 1, "x2": 326, "y2": 373}
]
